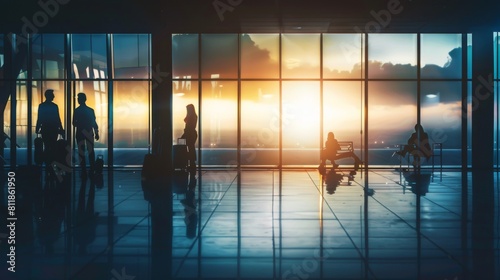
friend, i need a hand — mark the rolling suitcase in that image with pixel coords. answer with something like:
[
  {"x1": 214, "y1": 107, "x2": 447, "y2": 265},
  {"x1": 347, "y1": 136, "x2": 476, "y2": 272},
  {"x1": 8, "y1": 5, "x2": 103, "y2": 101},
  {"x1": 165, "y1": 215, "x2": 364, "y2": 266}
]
[
  {"x1": 141, "y1": 153, "x2": 161, "y2": 189},
  {"x1": 51, "y1": 138, "x2": 71, "y2": 178},
  {"x1": 95, "y1": 155, "x2": 104, "y2": 175},
  {"x1": 141, "y1": 128, "x2": 164, "y2": 190},
  {"x1": 34, "y1": 134, "x2": 44, "y2": 165},
  {"x1": 173, "y1": 138, "x2": 188, "y2": 171},
  {"x1": 93, "y1": 155, "x2": 104, "y2": 188}
]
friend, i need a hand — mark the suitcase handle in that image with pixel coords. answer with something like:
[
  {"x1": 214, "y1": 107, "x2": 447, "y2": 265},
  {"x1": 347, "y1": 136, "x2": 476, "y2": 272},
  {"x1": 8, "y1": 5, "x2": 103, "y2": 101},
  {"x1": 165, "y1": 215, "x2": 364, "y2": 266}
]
[{"x1": 178, "y1": 138, "x2": 186, "y2": 145}]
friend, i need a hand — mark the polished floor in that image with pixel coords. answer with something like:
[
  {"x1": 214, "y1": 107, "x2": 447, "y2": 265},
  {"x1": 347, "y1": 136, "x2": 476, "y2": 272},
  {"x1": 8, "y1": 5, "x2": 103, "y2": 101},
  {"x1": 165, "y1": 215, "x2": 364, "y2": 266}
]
[{"x1": 1, "y1": 167, "x2": 499, "y2": 279}]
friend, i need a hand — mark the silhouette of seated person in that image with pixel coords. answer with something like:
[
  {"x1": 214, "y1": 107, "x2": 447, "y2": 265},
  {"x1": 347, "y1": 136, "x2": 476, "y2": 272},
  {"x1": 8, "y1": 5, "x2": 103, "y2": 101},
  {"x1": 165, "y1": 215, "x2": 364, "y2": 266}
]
[
  {"x1": 320, "y1": 132, "x2": 362, "y2": 171},
  {"x1": 393, "y1": 124, "x2": 433, "y2": 168}
]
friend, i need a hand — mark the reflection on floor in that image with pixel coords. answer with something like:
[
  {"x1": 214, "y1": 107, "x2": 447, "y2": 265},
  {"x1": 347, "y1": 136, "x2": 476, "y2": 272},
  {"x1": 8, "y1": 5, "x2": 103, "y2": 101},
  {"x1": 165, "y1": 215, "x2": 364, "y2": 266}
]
[{"x1": 1, "y1": 168, "x2": 499, "y2": 279}]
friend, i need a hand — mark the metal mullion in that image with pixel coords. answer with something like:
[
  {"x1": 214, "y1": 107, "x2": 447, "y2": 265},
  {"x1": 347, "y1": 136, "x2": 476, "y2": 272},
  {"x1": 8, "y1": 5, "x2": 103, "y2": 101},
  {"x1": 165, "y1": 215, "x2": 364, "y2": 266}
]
[
  {"x1": 416, "y1": 32, "x2": 422, "y2": 280},
  {"x1": 319, "y1": 32, "x2": 324, "y2": 279},
  {"x1": 27, "y1": 34, "x2": 33, "y2": 165},
  {"x1": 460, "y1": 31, "x2": 468, "y2": 252},
  {"x1": 65, "y1": 34, "x2": 72, "y2": 151},
  {"x1": 279, "y1": 34, "x2": 282, "y2": 169},
  {"x1": 320, "y1": 33, "x2": 324, "y2": 171},
  {"x1": 236, "y1": 33, "x2": 242, "y2": 279},
  {"x1": 197, "y1": 33, "x2": 202, "y2": 170},
  {"x1": 196, "y1": 32, "x2": 202, "y2": 279},
  {"x1": 363, "y1": 32, "x2": 369, "y2": 278},
  {"x1": 106, "y1": 34, "x2": 114, "y2": 240}
]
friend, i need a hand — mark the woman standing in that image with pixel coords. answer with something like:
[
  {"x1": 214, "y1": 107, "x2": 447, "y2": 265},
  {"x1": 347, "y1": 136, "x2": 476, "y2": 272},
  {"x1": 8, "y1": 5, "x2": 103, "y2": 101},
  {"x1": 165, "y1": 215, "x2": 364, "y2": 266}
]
[{"x1": 181, "y1": 104, "x2": 198, "y2": 170}]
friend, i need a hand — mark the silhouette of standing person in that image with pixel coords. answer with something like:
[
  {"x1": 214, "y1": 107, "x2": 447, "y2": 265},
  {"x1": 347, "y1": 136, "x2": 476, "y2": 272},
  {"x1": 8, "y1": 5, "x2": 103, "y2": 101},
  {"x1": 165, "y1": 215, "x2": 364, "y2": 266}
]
[
  {"x1": 393, "y1": 124, "x2": 433, "y2": 167},
  {"x1": 36, "y1": 89, "x2": 64, "y2": 167},
  {"x1": 73, "y1": 93, "x2": 99, "y2": 176},
  {"x1": 181, "y1": 104, "x2": 198, "y2": 171}
]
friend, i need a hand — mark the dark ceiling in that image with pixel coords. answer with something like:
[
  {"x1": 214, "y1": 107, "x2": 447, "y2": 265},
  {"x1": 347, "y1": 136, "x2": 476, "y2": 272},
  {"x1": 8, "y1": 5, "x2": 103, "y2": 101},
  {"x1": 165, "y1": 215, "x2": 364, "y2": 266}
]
[{"x1": 0, "y1": 0, "x2": 499, "y2": 34}]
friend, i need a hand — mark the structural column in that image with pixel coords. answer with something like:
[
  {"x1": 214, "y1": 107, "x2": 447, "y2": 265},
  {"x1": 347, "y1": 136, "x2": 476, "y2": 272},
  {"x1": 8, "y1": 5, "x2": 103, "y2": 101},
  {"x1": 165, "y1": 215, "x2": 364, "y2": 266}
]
[
  {"x1": 151, "y1": 30, "x2": 172, "y2": 168},
  {"x1": 150, "y1": 28, "x2": 173, "y2": 279},
  {"x1": 471, "y1": 29, "x2": 494, "y2": 279},
  {"x1": 471, "y1": 30, "x2": 494, "y2": 172}
]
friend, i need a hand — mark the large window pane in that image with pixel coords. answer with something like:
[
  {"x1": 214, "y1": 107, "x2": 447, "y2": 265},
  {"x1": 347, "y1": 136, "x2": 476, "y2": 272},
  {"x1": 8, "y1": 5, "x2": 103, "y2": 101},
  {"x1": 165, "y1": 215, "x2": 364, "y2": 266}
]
[
  {"x1": 495, "y1": 33, "x2": 499, "y2": 167},
  {"x1": 421, "y1": 34, "x2": 462, "y2": 79},
  {"x1": 496, "y1": 81, "x2": 499, "y2": 167},
  {"x1": 0, "y1": 34, "x2": 4, "y2": 69},
  {"x1": 241, "y1": 34, "x2": 279, "y2": 79},
  {"x1": 31, "y1": 34, "x2": 42, "y2": 79},
  {"x1": 368, "y1": 81, "x2": 417, "y2": 165},
  {"x1": 31, "y1": 34, "x2": 65, "y2": 79},
  {"x1": 282, "y1": 34, "x2": 320, "y2": 79},
  {"x1": 323, "y1": 34, "x2": 364, "y2": 79},
  {"x1": 72, "y1": 34, "x2": 108, "y2": 79},
  {"x1": 468, "y1": 81, "x2": 472, "y2": 167},
  {"x1": 468, "y1": 34, "x2": 472, "y2": 80},
  {"x1": 43, "y1": 34, "x2": 65, "y2": 79},
  {"x1": 113, "y1": 81, "x2": 150, "y2": 165},
  {"x1": 113, "y1": 34, "x2": 151, "y2": 79},
  {"x1": 282, "y1": 81, "x2": 320, "y2": 165},
  {"x1": 241, "y1": 81, "x2": 279, "y2": 166},
  {"x1": 368, "y1": 34, "x2": 417, "y2": 79},
  {"x1": 201, "y1": 81, "x2": 237, "y2": 165},
  {"x1": 323, "y1": 81, "x2": 363, "y2": 163},
  {"x1": 201, "y1": 34, "x2": 238, "y2": 79},
  {"x1": 421, "y1": 81, "x2": 461, "y2": 166},
  {"x1": 172, "y1": 34, "x2": 199, "y2": 79},
  {"x1": 4, "y1": 82, "x2": 30, "y2": 164},
  {"x1": 496, "y1": 32, "x2": 500, "y2": 80}
]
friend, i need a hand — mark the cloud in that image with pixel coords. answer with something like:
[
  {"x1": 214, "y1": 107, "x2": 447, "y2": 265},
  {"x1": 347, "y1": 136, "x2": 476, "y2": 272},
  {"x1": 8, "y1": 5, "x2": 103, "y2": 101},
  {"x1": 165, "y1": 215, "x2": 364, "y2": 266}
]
[{"x1": 173, "y1": 34, "x2": 464, "y2": 105}]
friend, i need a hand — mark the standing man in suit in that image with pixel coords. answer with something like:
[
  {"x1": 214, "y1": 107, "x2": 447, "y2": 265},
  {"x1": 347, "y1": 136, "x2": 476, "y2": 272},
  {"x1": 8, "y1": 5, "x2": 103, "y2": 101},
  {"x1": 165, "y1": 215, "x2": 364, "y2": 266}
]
[
  {"x1": 73, "y1": 92, "x2": 99, "y2": 176},
  {"x1": 36, "y1": 89, "x2": 64, "y2": 167}
]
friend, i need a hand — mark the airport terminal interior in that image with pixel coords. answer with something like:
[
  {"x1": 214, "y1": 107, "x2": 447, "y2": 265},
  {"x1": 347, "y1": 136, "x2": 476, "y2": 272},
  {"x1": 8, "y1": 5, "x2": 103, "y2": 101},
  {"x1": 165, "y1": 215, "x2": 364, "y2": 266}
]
[{"x1": 0, "y1": 0, "x2": 499, "y2": 279}]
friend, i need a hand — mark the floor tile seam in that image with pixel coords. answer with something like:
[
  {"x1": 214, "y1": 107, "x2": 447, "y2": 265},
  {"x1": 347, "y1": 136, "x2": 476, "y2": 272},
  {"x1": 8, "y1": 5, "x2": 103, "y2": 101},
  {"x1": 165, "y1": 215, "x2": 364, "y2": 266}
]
[
  {"x1": 173, "y1": 171, "x2": 239, "y2": 277},
  {"x1": 304, "y1": 169, "x2": 374, "y2": 272},
  {"x1": 109, "y1": 189, "x2": 148, "y2": 212},
  {"x1": 368, "y1": 195, "x2": 468, "y2": 271},
  {"x1": 369, "y1": 171, "x2": 462, "y2": 217},
  {"x1": 197, "y1": 172, "x2": 239, "y2": 230},
  {"x1": 69, "y1": 215, "x2": 150, "y2": 279},
  {"x1": 372, "y1": 170, "x2": 461, "y2": 194},
  {"x1": 419, "y1": 197, "x2": 462, "y2": 217}
]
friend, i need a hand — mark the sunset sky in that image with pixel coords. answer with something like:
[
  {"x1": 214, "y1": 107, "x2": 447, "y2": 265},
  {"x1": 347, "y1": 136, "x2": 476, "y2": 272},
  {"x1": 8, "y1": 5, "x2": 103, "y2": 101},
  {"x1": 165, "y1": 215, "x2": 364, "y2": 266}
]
[{"x1": 172, "y1": 33, "x2": 464, "y2": 150}]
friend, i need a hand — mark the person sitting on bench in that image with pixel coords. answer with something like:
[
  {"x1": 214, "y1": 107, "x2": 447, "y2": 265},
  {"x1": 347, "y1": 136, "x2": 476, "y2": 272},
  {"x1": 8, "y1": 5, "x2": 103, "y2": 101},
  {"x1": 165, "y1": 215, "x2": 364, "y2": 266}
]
[{"x1": 320, "y1": 132, "x2": 362, "y2": 171}]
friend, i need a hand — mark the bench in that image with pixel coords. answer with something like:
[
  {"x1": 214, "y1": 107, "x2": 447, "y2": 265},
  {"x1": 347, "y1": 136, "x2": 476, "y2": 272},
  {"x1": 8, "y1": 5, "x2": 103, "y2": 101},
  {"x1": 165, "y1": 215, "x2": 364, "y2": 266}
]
[
  {"x1": 337, "y1": 141, "x2": 354, "y2": 153},
  {"x1": 323, "y1": 141, "x2": 354, "y2": 166}
]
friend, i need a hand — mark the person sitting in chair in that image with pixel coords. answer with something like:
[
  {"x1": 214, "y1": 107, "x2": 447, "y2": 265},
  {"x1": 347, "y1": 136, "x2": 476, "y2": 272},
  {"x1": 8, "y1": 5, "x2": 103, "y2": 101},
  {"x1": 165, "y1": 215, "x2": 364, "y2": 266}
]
[
  {"x1": 320, "y1": 132, "x2": 362, "y2": 171},
  {"x1": 393, "y1": 124, "x2": 433, "y2": 168}
]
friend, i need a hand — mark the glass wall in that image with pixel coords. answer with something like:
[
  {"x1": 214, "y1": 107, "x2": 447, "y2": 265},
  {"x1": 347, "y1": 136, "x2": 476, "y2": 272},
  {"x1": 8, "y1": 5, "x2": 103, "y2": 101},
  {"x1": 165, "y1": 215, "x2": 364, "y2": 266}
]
[
  {"x1": 172, "y1": 33, "x2": 468, "y2": 167},
  {"x1": 1, "y1": 33, "x2": 152, "y2": 167},
  {"x1": 0, "y1": 32, "x2": 479, "y2": 168},
  {"x1": 241, "y1": 81, "x2": 279, "y2": 166},
  {"x1": 111, "y1": 34, "x2": 151, "y2": 165},
  {"x1": 421, "y1": 34, "x2": 464, "y2": 167},
  {"x1": 241, "y1": 34, "x2": 280, "y2": 166}
]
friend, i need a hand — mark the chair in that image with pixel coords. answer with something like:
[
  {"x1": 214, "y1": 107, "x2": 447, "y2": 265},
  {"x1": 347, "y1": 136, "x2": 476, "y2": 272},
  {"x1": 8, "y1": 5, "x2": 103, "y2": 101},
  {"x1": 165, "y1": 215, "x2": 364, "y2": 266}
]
[{"x1": 431, "y1": 143, "x2": 443, "y2": 182}]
